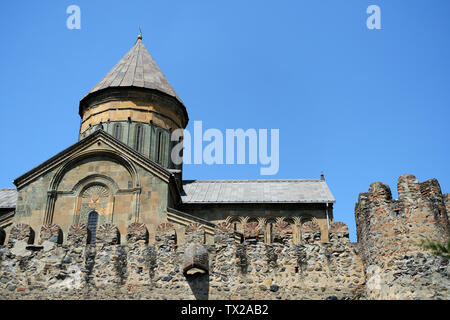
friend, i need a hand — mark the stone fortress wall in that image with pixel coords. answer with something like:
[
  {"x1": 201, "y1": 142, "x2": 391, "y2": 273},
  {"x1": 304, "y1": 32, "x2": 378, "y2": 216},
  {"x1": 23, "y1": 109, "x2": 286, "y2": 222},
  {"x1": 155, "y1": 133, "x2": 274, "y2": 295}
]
[
  {"x1": 355, "y1": 174, "x2": 450, "y2": 299},
  {"x1": 0, "y1": 174, "x2": 448, "y2": 300}
]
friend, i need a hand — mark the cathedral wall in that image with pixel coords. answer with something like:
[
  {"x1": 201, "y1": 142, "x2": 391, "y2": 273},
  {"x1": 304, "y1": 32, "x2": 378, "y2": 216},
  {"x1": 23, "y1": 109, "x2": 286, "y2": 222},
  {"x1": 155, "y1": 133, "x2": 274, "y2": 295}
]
[
  {"x1": 13, "y1": 169, "x2": 57, "y2": 243},
  {"x1": 13, "y1": 152, "x2": 171, "y2": 245},
  {"x1": 135, "y1": 165, "x2": 170, "y2": 227},
  {"x1": 181, "y1": 204, "x2": 330, "y2": 242}
]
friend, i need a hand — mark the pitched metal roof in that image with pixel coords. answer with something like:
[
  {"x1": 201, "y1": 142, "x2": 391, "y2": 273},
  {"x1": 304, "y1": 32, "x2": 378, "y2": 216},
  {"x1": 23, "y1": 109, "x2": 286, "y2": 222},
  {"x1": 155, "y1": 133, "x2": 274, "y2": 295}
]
[
  {"x1": 181, "y1": 180, "x2": 335, "y2": 204},
  {"x1": 83, "y1": 37, "x2": 183, "y2": 104},
  {"x1": 0, "y1": 189, "x2": 17, "y2": 208}
]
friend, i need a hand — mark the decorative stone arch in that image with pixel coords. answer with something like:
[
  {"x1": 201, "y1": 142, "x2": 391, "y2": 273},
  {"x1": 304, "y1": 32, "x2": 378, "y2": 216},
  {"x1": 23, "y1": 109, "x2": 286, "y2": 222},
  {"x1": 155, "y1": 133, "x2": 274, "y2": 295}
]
[
  {"x1": 69, "y1": 174, "x2": 120, "y2": 226},
  {"x1": 216, "y1": 221, "x2": 232, "y2": 232},
  {"x1": 156, "y1": 222, "x2": 177, "y2": 245},
  {"x1": 244, "y1": 217, "x2": 263, "y2": 242},
  {"x1": 273, "y1": 219, "x2": 294, "y2": 244},
  {"x1": 301, "y1": 218, "x2": 321, "y2": 243},
  {"x1": 185, "y1": 222, "x2": 205, "y2": 244},
  {"x1": 67, "y1": 223, "x2": 89, "y2": 245},
  {"x1": 127, "y1": 222, "x2": 149, "y2": 244},
  {"x1": 44, "y1": 149, "x2": 141, "y2": 225},
  {"x1": 97, "y1": 223, "x2": 121, "y2": 245},
  {"x1": 40, "y1": 224, "x2": 63, "y2": 244},
  {"x1": 226, "y1": 216, "x2": 244, "y2": 233},
  {"x1": 71, "y1": 174, "x2": 120, "y2": 196}
]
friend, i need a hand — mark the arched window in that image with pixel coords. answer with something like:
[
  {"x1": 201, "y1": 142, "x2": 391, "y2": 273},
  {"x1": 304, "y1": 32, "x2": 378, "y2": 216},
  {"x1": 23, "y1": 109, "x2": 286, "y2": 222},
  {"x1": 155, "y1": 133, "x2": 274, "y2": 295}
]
[
  {"x1": 157, "y1": 131, "x2": 163, "y2": 163},
  {"x1": 113, "y1": 123, "x2": 121, "y2": 140},
  {"x1": 87, "y1": 211, "x2": 99, "y2": 244},
  {"x1": 135, "y1": 125, "x2": 142, "y2": 152}
]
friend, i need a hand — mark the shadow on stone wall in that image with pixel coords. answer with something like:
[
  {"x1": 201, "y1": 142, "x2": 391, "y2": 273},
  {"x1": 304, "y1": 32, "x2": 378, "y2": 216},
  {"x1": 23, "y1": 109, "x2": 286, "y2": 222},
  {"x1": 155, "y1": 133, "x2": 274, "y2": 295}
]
[{"x1": 186, "y1": 273, "x2": 209, "y2": 300}]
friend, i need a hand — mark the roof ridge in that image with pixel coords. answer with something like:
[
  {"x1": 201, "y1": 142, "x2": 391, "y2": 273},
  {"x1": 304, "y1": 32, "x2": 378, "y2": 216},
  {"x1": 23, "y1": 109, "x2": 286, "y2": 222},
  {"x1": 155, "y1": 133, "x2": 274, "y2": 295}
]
[{"x1": 183, "y1": 179, "x2": 323, "y2": 183}]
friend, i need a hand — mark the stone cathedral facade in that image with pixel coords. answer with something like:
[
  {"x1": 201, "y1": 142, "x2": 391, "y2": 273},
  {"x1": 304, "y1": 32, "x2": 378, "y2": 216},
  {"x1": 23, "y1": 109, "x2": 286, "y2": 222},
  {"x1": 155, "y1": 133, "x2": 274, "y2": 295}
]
[
  {"x1": 0, "y1": 36, "x2": 449, "y2": 300},
  {"x1": 5, "y1": 35, "x2": 335, "y2": 246}
]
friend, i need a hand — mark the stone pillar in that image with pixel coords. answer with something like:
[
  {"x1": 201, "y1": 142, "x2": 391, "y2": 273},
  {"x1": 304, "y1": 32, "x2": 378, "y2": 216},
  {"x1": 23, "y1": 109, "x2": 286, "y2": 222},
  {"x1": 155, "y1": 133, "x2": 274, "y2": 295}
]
[
  {"x1": 92, "y1": 224, "x2": 125, "y2": 287},
  {"x1": 127, "y1": 222, "x2": 156, "y2": 286}
]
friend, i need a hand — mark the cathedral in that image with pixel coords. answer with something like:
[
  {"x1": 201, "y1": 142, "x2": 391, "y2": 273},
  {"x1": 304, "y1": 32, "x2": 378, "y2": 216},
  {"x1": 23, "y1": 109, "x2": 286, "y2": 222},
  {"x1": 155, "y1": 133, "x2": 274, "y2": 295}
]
[{"x1": 0, "y1": 35, "x2": 335, "y2": 246}]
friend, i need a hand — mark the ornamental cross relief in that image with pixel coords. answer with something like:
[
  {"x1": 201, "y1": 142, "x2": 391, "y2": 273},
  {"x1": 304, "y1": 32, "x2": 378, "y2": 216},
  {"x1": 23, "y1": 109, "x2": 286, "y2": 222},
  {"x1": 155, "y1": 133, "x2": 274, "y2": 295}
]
[{"x1": 78, "y1": 185, "x2": 110, "y2": 222}]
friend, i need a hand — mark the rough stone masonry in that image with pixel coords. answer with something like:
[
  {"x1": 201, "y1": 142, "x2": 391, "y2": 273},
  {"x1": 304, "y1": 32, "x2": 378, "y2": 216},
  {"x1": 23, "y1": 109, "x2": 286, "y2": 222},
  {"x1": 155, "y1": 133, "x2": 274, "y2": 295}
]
[{"x1": 0, "y1": 173, "x2": 448, "y2": 300}]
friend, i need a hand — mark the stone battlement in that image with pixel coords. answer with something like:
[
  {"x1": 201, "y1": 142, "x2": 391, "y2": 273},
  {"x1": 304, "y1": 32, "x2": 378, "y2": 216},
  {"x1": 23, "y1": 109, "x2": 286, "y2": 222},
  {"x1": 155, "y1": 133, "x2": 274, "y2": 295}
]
[
  {"x1": 355, "y1": 174, "x2": 449, "y2": 266},
  {"x1": 355, "y1": 174, "x2": 449, "y2": 299},
  {"x1": 0, "y1": 219, "x2": 365, "y2": 300},
  {"x1": 0, "y1": 174, "x2": 448, "y2": 300}
]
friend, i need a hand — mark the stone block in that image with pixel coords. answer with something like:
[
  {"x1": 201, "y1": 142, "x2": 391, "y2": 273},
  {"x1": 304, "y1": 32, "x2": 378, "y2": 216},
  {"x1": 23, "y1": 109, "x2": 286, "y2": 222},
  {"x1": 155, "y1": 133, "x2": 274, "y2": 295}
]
[
  {"x1": 97, "y1": 223, "x2": 120, "y2": 245},
  {"x1": 39, "y1": 224, "x2": 63, "y2": 244},
  {"x1": 127, "y1": 222, "x2": 149, "y2": 244},
  {"x1": 8, "y1": 223, "x2": 34, "y2": 245}
]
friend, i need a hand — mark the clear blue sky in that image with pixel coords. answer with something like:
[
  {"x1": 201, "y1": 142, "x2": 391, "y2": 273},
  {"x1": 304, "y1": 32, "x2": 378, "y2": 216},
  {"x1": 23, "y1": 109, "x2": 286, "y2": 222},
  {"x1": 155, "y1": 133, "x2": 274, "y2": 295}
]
[{"x1": 1, "y1": 1, "x2": 449, "y2": 241}]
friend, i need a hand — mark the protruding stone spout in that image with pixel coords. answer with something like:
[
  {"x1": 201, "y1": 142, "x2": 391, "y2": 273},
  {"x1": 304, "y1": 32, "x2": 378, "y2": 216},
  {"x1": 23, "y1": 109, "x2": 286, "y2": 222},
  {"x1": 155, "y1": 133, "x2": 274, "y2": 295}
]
[{"x1": 183, "y1": 243, "x2": 209, "y2": 276}]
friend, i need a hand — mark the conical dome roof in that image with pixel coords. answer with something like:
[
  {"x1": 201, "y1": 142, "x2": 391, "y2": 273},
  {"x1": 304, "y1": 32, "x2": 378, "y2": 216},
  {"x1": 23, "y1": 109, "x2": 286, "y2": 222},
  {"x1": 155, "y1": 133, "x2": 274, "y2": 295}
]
[{"x1": 82, "y1": 37, "x2": 183, "y2": 105}]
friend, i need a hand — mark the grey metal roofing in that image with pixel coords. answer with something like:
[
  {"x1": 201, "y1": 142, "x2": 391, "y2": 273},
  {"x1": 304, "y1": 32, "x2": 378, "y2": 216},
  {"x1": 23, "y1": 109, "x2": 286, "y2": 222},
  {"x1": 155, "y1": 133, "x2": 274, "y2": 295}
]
[
  {"x1": 83, "y1": 37, "x2": 182, "y2": 104},
  {"x1": 181, "y1": 180, "x2": 335, "y2": 204},
  {"x1": 0, "y1": 189, "x2": 17, "y2": 208}
]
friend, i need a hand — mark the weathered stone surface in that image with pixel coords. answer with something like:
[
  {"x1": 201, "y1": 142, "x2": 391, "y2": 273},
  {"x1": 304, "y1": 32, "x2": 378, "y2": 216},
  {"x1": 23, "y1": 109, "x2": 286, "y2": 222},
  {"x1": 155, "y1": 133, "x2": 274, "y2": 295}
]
[
  {"x1": 183, "y1": 243, "x2": 208, "y2": 275},
  {"x1": 127, "y1": 222, "x2": 148, "y2": 243},
  {"x1": 356, "y1": 174, "x2": 450, "y2": 299},
  {"x1": 8, "y1": 224, "x2": 34, "y2": 245},
  {"x1": 97, "y1": 224, "x2": 120, "y2": 245},
  {"x1": 0, "y1": 174, "x2": 448, "y2": 300},
  {"x1": 67, "y1": 223, "x2": 88, "y2": 246},
  {"x1": 301, "y1": 220, "x2": 321, "y2": 244},
  {"x1": 40, "y1": 224, "x2": 63, "y2": 244}
]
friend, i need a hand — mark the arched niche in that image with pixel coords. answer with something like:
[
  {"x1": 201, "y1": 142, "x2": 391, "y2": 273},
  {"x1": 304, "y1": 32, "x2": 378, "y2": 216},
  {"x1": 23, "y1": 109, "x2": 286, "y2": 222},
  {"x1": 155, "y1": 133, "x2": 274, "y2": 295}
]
[
  {"x1": 244, "y1": 218, "x2": 262, "y2": 243},
  {"x1": 50, "y1": 150, "x2": 139, "y2": 192},
  {"x1": 301, "y1": 217, "x2": 321, "y2": 243},
  {"x1": 273, "y1": 218, "x2": 294, "y2": 244},
  {"x1": 75, "y1": 183, "x2": 114, "y2": 226},
  {"x1": 226, "y1": 216, "x2": 243, "y2": 234},
  {"x1": 44, "y1": 150, "x2": 141, "y2": 226}
]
